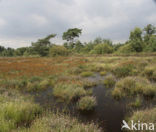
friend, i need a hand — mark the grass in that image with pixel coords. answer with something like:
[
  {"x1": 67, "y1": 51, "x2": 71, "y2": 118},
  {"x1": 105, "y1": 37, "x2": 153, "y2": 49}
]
[
  {"x1": 53, "y1": 83, "x2": 87, "y2": 102},
  {"x1": 103, "y1": 74, "x2": 116, "y2": 88},
  {"x1": 112, "y1": 76, "x2": 156, "y2": 99},
  {"x1": 127, "y1": 107, "x2": 156, "y2": 132},
  {"x1": 27, "y1": 112, "x2": 102, "y2": 132},
  {"x1": 77, "y1": 96, "x2": 97, "y2": 111},
  {"x1": 0, "y1": 90, "x2": 42, "y2": 132}
]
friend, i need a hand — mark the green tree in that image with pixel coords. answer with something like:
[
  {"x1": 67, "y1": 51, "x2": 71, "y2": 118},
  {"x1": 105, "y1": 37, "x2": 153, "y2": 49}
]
[
  {"x1": 129, "y1": 27, "x2": 143, "y2": 52},
  {"x1": 62, "y1": 28, "x2": 82, "y2": 49},
  {"x1": 32, "y1": 34, "x2": 56, "y2": 56},
  {"x1": 90, "y1": 43, "x2": 113, "y2": 54}
]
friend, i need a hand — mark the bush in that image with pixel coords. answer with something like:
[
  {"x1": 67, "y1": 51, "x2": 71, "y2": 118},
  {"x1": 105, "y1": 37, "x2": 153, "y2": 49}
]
[
  {"x1": 80, "y1": 71, "x2": 94, "y2": 77},
  {"x1": 90, "y1": 43, "x2": 113, "y2": 54},
  {"x1": 49, "y1": 45, "x2": 70, "y2": 57},
  {"x1": 116, "y1": 44, "x2": 134, "y2": 54},
  {"x1": 77, "y1": 96, "x2": 96, "y2": 111},
  {"x1": 104, "y1": 75, "x2": 116, "y2": 88}
]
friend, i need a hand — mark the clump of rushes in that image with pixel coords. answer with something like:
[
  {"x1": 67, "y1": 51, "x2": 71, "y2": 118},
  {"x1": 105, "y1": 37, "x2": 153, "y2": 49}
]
[
  {"x1": 112, "y1": 76, "x2": 156, "y2": 99},
  {"x1": 0, "y1": 100, "x2": 42, "y2": 132},
  {"x1": 82, "y1": 80, "x2": 97, "y2": 89},
  {"x1": 112, "y1": 64, "x2": 135, "y2": 78},
  {"x1": 127, "y1": 107, "x2": 156, "y2": 132},
  {"x1": 143, "y1": 66, "x2": 156, "y2": 81},
  {"x1": 80, "y1": 71, "x2": 94, "y2": 77},
  {"x1": 77, "y1": 96, "x2": 97, "y2": 111},
  {"x1": 53, "y1": 84, "x2": 87, "y2": 103},
  {"x1": 100, "y1": 71, "x2": 107, "y2": 76},
  {"x1": 28, "y1": 112, "x2": 102, "y2": 132},
  {"x1": 129, "y1": 96, "x2": 142, "y2": 108},
  {"x1": 104, "y1": 74, "x2": 116, "y2": 88}
]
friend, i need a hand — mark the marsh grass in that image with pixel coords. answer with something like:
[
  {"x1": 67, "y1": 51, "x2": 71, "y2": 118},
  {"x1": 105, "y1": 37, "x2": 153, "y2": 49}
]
[
  {"x1": 112, "y1": 76, "x2": 156, "y2": 99},
  {"x1": 27, "y1": 112, "x2": 102, "y2": 132},
  {"x1": 103, "y1": 74, "x2": 116, "y2": 88},
  {"x1": 53, "y1": 83, "x2": 87, "y2": 103},
  {"x1": 128, "y1": 107, "x2": 156, "y2": 132},
  {"x1": 77, "y1": 96, "x2": 97, "y2": 111}
]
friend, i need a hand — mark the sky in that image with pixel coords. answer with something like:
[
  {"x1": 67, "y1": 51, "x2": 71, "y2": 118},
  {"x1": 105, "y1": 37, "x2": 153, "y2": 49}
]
[{"x1": 0, "y1": 0, "x2": 156, "y2": 48}]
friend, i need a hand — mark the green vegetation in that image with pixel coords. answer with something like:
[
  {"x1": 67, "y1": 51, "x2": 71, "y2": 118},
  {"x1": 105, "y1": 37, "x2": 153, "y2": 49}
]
[
  {"x1": 112, "y1": 76, "x2": 156, "y2": 99},
  {"x1": 77, "y1": 96, "x2": 97, "y2": 111},
  {"x1": 28, "y1": 112, "x2": 101, "y2": 132},
  {"x1": 0, "y1": 24, "x2": 155, "y2": 57},
  {"x1": 53, "y1": 83, "x2": 87, "y2": 102},
  {"x1": 104, "y1": 74, "x2": 116, "y2": 88},
  {"x1": 127, "y1": 107, "x2": 156, "y2": 132},
  {"x1": 80, "y1": 71, "x2": 94, "y2": 77}
]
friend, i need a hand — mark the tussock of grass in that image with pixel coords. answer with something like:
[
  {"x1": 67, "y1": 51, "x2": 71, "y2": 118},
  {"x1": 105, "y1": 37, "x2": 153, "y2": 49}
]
[
  {"x1": 28, "y1": 112, "x2": 102, "y2": 132},
  {"x1": 112, "y1": 76, "x2": 156, "y2": 99},
  {"x1": 77, "y1": 96, "x2": 97, "y2": 111},
  {"x1": 128, "y1": 107, "x2": 156, "y2": 132},
  {"x1": 53, "y1": 83, "x2": 87, "y2": 102},
  {"x1": 143, "y1": 66, "x2": 156, "y2": 81},
  {"x1": 104, "y1": 74, "x2": 116, "y2": 88},
  {"x1": 0, "y1": 92, "x2": 42, "y2": 132}
]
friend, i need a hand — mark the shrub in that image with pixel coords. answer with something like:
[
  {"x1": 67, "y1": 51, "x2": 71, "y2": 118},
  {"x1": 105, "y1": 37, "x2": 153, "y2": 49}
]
[
  {"x1": 112, "y1": 76, "x2": 156, "y2": 99},
  {"x1": 90, "y1": 43, "x2": 113, "y2": 54},
  {"x1": 80, "y1": 71, "x2": 94, "y2": 77},
  {"x1": 104, "y1": 75, "x2": 116, "y2": 88},
  {"x1": 77, "y1": 96, "x2": 96, "y2": 111},
  {"x1": 49, "y1": 45, "x2": 70, "y2": 57},
  {"x1": 116, "y1": 44, "x2": 134, "y2": 54}
]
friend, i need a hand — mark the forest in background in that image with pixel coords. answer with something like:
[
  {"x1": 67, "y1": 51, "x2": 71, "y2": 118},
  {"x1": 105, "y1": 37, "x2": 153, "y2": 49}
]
[{"x1": 0, "y1": 24, "x2": 155, "y2": 57}]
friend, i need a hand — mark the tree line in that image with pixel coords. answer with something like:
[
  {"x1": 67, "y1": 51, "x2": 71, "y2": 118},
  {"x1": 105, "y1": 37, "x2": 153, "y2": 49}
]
[{"x1": 0, "y1": 24, "x2": 155, "y2": 57}]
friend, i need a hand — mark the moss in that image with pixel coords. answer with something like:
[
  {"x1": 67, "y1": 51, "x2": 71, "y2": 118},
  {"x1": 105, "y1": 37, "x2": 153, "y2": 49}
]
[
  {"x1": 80, "y1": 71, "x2": 94, "y2": 77},
  {"x1": 100, "y1": 71, "x2": 107, "y2": 76}
]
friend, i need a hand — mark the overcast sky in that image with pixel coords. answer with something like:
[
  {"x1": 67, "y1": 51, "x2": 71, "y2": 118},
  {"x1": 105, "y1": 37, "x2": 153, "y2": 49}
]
[{"x1": 0, "y1": 0, "x2": 156, "y2": 48}]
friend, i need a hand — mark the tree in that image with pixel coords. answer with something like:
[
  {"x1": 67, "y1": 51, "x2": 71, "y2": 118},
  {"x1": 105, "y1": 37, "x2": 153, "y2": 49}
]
[
  {"x1": 143, "y1": 24, "x2": 156, "y2": 44},
  {"x1": 129, "y1": 27, "x2": 143, "y2": 52},
  {"x1": 62, "y1": 28, "x2": 82, "y2": 49},
  {"x1": 90, "y1": 43, "x2": 113, "y2": 54},
  {"x1": 31, "y1": 34, "x2": 56, "y2": 56}
]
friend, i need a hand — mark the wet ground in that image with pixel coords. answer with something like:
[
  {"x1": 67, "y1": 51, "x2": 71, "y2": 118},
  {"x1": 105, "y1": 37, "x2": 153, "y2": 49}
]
[{"x1": 31, "y1": 73, "x2": 156, "y2": 132}]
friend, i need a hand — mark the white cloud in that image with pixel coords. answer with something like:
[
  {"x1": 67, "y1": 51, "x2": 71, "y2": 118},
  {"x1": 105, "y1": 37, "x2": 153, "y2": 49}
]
[
  {"x1": 30, "y1": 14, "x2": 48, "y2": 27},
  {"x1": 0, "y1": 18, "x2": 6, "y2": 28}
]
